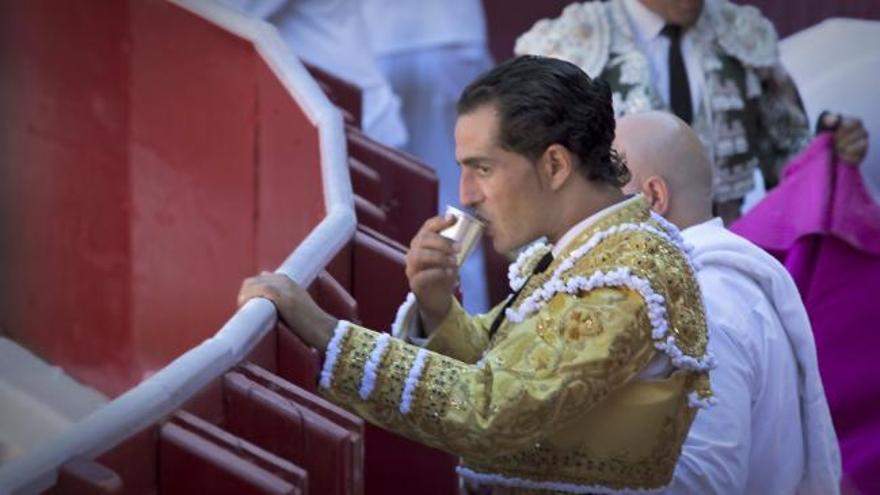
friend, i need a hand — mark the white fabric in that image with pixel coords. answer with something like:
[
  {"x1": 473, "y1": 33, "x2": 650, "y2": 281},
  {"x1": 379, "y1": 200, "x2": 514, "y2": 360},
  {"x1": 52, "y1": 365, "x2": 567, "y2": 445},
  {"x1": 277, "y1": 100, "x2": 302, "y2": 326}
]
[
  {"x1": 319, "y1": 320, "x2": 352, "y2": 389},
  {"x1": 670, "y1": 218, "x2": 840, "y2": 494},
  {"x1": 622, "y1": 0, "x2": 704, "y2": 115},
  {"x1": 358, "y1": 333, "x2": 391, "y2": 399},
  {"x1": 780, "y1": 18, "x2": 880, "y2": 202},
  {"x1": 361, "y1": 0, "x2": 493, "y2": 312},
  {"x1": 361, "y1": 0, "x2": 487, "y2": 55},
  {"x1": 740, "y1": 167, "x2": 767, "y2": 214},
  {"x1": 216, "y1": 0, "x2": 407, "y2": 147},
  {"x1": 399, "y1": 348, "x2": 429, "y2": 413}
]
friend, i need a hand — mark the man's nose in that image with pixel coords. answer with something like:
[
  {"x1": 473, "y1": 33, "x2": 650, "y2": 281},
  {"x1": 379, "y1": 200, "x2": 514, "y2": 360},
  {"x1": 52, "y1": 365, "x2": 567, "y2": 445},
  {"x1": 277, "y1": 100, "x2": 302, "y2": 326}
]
[{"x1": 459, "y1": 170, "x2": 482, "y2": 208}]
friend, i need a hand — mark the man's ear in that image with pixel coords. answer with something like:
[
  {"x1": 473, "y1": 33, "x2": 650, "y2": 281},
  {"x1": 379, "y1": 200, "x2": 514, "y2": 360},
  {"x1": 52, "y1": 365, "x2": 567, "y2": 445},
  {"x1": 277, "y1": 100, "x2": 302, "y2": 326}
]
[
  {"x1": 643, "y1": 175, "x2": 670, "y2": 215},
  {"x1": 541, "y1": 144, "x2": 574, "y2": 191}
]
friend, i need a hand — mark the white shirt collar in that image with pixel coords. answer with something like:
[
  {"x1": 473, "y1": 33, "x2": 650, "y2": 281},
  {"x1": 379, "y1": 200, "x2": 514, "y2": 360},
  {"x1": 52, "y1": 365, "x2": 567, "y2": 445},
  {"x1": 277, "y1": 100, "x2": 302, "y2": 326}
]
[
  {"x1": 623, "y1": 0, "x2": 667, "y2": 42},
  {"x1": 551, "y1": 195, "x2": 640, "y2": 257},
  {"x1": 683, "y1": 216, "x2": 724, "y2": 235}
]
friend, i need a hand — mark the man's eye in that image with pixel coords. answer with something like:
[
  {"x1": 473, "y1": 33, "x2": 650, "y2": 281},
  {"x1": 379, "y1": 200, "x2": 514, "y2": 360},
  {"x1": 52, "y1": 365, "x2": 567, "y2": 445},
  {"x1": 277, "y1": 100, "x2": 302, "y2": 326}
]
[{"x1": 476, "y1": 166, "x2": 491, "y2": 176}]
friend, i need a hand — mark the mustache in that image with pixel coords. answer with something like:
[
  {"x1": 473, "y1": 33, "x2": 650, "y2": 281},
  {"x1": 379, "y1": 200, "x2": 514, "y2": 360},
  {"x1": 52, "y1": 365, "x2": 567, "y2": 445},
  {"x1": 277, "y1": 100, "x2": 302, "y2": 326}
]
[{"x1": 464, "y1": 207, "x2": 488, "y2": 223}]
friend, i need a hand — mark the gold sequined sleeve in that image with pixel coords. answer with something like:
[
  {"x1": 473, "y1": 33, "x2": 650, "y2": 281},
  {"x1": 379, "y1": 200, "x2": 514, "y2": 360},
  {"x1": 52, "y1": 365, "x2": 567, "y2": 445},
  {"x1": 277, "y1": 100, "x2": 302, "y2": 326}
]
[
  {"x1": 318, "y1": 286, "x2": 657, "y2": 459},
  {"x1": 420, "y1": 297, "x2": 504, "y2": 364}
]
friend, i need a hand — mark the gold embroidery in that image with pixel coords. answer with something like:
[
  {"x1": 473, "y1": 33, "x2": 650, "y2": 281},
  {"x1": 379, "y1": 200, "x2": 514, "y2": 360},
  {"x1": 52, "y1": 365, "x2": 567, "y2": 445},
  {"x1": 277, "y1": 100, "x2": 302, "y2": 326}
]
[
  {"x1": 321, "y1": 197, "x2": 711, "y2": 492},
  {"x1": 564, "y1": 307, "x2": 604, "y2": 340},
  {"x1": 535, "y1": 315, "x2": 558, "y2": 345}
]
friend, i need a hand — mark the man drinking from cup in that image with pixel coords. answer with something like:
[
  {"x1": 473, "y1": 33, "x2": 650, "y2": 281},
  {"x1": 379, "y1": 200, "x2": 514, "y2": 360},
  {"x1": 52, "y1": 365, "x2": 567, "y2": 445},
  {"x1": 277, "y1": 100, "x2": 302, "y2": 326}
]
[{"x1": 239, "y1": 55, "x2": 713, "y2": 494}]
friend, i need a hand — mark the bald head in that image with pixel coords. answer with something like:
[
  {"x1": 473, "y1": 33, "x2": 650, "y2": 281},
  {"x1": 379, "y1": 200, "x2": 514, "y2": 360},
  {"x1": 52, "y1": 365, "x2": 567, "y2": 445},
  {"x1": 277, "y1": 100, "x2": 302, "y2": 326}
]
[{"x1": 614, "y1": 112, "x2": 713, "y2": 228}]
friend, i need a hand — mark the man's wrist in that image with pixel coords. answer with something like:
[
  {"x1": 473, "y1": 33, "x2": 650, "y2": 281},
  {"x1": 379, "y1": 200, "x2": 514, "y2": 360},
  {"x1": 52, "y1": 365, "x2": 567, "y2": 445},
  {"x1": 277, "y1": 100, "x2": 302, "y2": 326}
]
[
  {"x1": 309, "y1": 311, "x2": 338, "y2": 352},
  {"x1": 417, "y1": 299, "x2": 452, "y2": 336},
  {"x1": 282, "y1": 303, "x2": 337, "y2": 353}
]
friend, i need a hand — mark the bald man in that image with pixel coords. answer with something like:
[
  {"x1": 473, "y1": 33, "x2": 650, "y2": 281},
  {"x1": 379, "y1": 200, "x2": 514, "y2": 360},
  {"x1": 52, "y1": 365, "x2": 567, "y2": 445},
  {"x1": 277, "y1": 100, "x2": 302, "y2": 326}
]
[{"x1": 615, "y1": 112, "x2": 841, "y2": 494}]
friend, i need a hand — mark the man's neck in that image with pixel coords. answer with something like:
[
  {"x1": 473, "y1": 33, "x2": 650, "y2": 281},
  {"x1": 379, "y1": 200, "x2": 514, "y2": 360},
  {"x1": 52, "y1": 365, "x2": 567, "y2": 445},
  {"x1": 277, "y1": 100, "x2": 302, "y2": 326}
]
[
  {"x1": 548, "y1": 186, "x2": 625, "y2": 244},
  {"x1": 669, "y1": 208, "x2": 712, "y2": 231}
]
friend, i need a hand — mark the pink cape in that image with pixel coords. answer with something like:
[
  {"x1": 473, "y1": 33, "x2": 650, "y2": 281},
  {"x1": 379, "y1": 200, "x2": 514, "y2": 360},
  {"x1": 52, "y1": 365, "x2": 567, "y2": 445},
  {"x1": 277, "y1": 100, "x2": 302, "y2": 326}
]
[{"x1": 732, "y1": 134, "x2": 880, "y2": 494}]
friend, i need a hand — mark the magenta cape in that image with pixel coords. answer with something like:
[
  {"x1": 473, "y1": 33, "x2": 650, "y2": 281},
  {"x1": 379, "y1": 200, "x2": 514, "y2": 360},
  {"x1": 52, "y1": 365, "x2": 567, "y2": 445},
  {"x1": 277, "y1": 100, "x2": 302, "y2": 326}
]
[{"x1": 732, "y1": 134, "x2": 880, "y2": 494}]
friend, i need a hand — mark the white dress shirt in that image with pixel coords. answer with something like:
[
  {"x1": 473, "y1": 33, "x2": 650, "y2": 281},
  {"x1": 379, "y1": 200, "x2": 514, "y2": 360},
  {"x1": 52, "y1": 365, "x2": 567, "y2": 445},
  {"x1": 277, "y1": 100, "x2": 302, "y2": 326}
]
[
  {"x1": 622, "y1": 0, "x2": 705, "y2": 114},
  {"x1": 361, "y1": 0, "x2": 487, "y2": 56},
  {"x1": 669, "y1": 218, "x2": 840, "y2": 494}
]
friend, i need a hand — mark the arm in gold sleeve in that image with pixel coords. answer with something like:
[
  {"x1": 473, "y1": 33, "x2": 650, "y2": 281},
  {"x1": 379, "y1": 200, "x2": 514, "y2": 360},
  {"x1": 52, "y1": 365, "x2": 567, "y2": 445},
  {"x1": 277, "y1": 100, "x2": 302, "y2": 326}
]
[
  {"x1": 319, "y1": 286, "x2": 657, "y2": 459},
  {"x1": 421, "y1": 297, "x2": 505, "y2": 364}
]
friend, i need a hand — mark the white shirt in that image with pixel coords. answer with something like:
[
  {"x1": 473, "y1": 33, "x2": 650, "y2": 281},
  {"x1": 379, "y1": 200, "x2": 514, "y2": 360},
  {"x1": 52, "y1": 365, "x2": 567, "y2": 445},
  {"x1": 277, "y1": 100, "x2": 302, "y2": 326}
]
[
  {"x1": 361, "y1": 0, "x2": 487, "y2": 56},
  {"x1": 669, "y1": 218, "x2": 840, "y2": 495},
  {"x1": 622, "y1": 0, "x2": 704, "y2": 114}
]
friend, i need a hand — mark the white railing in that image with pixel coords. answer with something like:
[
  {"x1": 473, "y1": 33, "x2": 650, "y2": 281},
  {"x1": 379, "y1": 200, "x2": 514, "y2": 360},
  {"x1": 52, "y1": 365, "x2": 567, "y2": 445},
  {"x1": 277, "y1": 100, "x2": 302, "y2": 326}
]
[{"x1": 0, "y1": 2, "x2": 355, "y2": 493}]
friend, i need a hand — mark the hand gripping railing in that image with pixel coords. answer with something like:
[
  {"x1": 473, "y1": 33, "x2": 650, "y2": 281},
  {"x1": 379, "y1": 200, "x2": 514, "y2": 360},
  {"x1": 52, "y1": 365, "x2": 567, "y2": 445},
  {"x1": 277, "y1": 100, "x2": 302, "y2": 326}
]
[{"x1": 0, "y1": 2, "x2": 355, "y2": 493}]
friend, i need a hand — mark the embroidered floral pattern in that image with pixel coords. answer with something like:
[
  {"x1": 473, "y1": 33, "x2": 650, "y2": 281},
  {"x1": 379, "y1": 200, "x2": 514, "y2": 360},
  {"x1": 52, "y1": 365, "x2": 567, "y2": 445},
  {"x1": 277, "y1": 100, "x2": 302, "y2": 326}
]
[
  {"x1": 514, "y1": 2, "x2": 611, "y2": 78},
  {"x1": 505, "y1": 217, "x2": 713, "y2": 375},
  {"x1": 712, "y1": 0, "x2": 778, "y2": 68},
  {"x1": 318, "y1": 199, "x2": 713, "y2": 493}
]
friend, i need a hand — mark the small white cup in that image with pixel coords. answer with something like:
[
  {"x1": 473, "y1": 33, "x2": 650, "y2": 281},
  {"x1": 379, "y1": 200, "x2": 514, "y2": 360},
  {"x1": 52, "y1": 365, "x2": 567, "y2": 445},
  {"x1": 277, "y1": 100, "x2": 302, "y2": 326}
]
[{"x1": 439, "y1": 205, "x2": 486, "y2": 266}]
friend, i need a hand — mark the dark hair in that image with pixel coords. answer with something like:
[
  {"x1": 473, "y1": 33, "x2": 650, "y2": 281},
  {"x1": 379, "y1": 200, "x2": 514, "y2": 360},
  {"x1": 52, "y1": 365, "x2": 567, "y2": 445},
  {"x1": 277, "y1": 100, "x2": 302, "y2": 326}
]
[{"x1": 457, "y1": 55, "x2": 629, "y2": 187}]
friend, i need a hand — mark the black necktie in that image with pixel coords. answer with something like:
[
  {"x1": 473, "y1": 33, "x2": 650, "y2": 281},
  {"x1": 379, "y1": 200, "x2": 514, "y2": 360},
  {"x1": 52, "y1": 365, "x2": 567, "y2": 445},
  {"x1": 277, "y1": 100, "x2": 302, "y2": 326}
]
[
  {"x1": 488, "y1": 251, "x2": 554, "y2": 339},
  {"x1": 661, "y1": 24, "x2": 693, "y2": 124}
]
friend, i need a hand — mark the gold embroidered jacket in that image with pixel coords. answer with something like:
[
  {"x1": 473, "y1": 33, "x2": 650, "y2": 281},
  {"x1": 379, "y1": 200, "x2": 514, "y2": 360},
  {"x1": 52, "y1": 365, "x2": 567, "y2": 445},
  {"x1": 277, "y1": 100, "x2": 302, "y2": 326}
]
[{"x1": 319, "y1": 197, "x2": 713, "y2": 494}]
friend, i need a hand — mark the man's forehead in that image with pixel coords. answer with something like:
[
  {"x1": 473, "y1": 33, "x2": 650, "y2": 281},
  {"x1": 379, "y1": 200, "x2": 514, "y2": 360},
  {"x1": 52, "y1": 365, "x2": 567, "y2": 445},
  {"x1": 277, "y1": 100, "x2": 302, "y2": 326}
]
[
  {"x1": 456, "y1": 104, "x2": 500, "y2": 131},
  {"x1": 455, "y1": 106, "x2": 501, "y2": 159}
]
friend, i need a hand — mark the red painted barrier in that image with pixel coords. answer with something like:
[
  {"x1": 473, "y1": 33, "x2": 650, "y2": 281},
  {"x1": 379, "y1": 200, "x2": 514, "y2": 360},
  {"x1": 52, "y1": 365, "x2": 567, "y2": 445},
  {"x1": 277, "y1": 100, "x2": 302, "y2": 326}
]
[
  {"x1": 0, "y1": 2, "x2": 458, "y2": 494},
  {"x1": 0, "y1": 0, "x2": 326, "y2": 396}
]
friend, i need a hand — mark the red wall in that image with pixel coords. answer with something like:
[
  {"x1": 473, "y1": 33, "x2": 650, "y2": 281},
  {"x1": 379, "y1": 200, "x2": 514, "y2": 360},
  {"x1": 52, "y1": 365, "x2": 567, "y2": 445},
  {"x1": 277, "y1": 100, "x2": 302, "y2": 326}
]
[
  {"x1": 0, "y1": 0, "x2": 326, "y2": 395},
  {"x1": 0, "y1": 1, "x2": 137, "y2": 390}
]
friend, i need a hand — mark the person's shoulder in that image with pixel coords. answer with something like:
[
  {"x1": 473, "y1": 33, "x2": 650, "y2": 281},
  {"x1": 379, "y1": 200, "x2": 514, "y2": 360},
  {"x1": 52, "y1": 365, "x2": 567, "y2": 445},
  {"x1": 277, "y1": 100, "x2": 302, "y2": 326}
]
[
  {"x1": 514, "y1": 1, "x2": 612, "y2": 78},
  {"x1": 685, "y1": 221, "x2": 786, "y2": 275},
  {"x1": 569, "y1": 219, "x2": 699, "y2": 297},
  {"x1": 703, "y1": 0, "x2": 779, "y2": 68}
]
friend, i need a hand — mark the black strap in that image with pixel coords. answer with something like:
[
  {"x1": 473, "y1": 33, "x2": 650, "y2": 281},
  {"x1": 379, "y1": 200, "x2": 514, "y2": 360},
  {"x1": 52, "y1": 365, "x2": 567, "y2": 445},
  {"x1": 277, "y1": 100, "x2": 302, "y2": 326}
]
[
  {"x1": 488, "y1": 251, "x2": 554, "y2": 339},
  {"x1": 661, "y1": 24, "x2": 693, "y2": 124}
]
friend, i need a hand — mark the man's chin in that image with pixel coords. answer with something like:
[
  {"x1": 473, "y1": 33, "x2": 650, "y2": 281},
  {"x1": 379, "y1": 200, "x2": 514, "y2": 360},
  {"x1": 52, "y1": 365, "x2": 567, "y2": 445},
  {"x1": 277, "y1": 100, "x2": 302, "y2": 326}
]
[
  {"x1": 490, "y1": 237, "x2": 513, "y2": 257},
  {"x1": 492, "y1": 238, "x2": 530, "y2": 260}
]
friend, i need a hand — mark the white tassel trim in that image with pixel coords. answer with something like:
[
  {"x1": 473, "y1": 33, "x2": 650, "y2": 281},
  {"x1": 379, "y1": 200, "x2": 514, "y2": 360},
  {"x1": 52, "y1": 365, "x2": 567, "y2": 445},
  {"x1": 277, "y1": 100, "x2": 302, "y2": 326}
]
[
  {"x1": 399, "y1": 349, "x2": 430, "y2": 414},
  {"x1": 505, "y1": 222, "x2": 696, "y2": 321},
  {"x1": 506, "y1": 267, "x2": 715, "y2": 372},
  {"x1": 390, "y1": 292, "x2": 417, "y2": 339},
  {"x1": 358, "y1": 333, "x2": 391, "y2": 400},
  {"x1": 688, "y1": 391, "x2": 718, "y2": 410},
  {"x1": 648, "y1": 211, "x2": 701, "y2": 274},
  {"x1": 499, "y1": 216, "x2": 715, "y2": 372},
  {"x1": 654, "y1": 336, "x2": 717, "y2": 371},
  {"x1": 319, "y1": 320, "x2": 351, "y2": 389},
  {"x1": 456, "y1": 466, "x2": 667, "y2": 494},
  {"x1": 507, "y1": 216, "x2": 698, "y2": 323},
  {"x1": 533, "y1": 219, "x2": 697, "y2": 304},
  {"x1": 508, "y1": 241, "x2": 552, "y2": 291}
]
